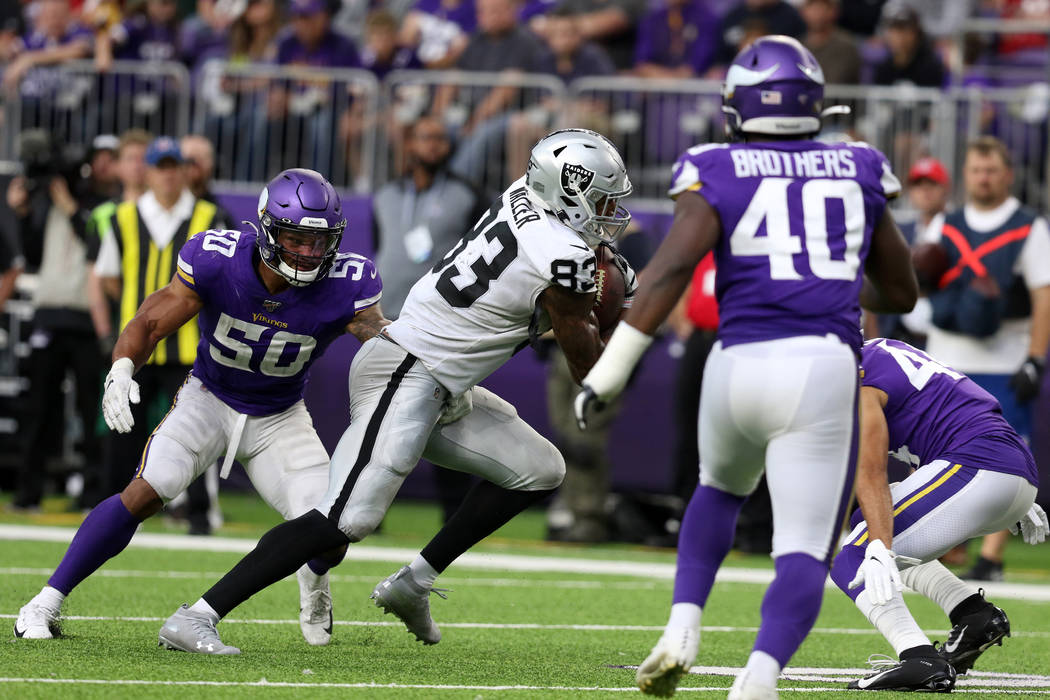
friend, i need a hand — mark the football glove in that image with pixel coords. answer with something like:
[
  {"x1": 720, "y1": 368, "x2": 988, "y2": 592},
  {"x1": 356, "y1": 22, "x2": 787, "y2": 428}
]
[
  {"x1": 438, "y1": 389, "x2": 473, "y2": 425},
  {"x1": 1010, "y1": 503, "x2": 1049, "y2": 545},
  {"x1": 575, "y1": 322, "x2": 652, "y2": 430},
  {"x1": 102, "y1": 357, "x2": 140, "y2": 433},
  {"x1": 598, "y1": 243, "x2": 639, "y2": 304},
  {"x1": 848, "y1": 539, "x2": 920, "y2": 605},
  {"x1": 1008, "y1": 356, "x2": 1044, "y2": 404}
]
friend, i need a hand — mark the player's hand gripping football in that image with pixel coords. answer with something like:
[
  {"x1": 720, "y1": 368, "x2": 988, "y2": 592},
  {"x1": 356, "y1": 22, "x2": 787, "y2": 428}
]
[
  {"x1": 848, "y1": 539, "x2": 920, "y2": 606},
  {"x1": 574, "y1": 322, "x2": 652, "y2": 431},
  {"x1": 1011, "y1": 503, "x2": 1049, "y2": 545},
  {"x1": 102, "y1": 357, "x2": 141, "y2": 433}
]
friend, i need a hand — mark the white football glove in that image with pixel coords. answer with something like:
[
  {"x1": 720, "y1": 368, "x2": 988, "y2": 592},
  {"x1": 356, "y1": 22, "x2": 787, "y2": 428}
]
[
  {"x1": 1010, "y1": 503, "x2": 1049, "y2": 545},
  {"x1": 102, "y1": 357, "x2": 140, "y2": 433},
  {"x1": 438, "y1": 390, "x2": 473, "y2": 425},
  {"x1": 848, "y1": 539, "x2": 919, "y2": 605}
]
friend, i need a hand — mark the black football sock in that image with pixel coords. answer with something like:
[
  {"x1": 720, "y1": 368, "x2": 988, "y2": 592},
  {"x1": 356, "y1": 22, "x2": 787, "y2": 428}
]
[
  {"x1": 420, "y1": 481, "x2": 556, "y2": 572},
  {"x1": 203, "y1": 509, "x2": 349, "y2": 617}
]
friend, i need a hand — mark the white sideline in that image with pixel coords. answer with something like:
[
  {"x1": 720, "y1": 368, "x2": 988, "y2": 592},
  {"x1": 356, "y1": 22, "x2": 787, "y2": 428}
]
[
  {"x1": 0, "y1": 678, "x2": 1047, "y2": 694},
  {"x1": 2, "y1": 524, "x2": 1050, "y2": 602},
  {"x1": 2, "y1": 613, "x2": 1049, "y2": 639}
]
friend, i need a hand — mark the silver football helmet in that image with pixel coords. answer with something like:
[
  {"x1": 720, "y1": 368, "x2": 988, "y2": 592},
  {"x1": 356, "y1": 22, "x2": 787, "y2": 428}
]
[{"x1": 525, "y1": 128, "x2": 632, "y2": 247}]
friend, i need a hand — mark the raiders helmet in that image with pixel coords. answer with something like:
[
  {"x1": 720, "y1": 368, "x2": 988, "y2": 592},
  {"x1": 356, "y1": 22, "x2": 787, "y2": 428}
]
[{"x1": 525, "y1": 128, "x2": 632, "y2": 248}]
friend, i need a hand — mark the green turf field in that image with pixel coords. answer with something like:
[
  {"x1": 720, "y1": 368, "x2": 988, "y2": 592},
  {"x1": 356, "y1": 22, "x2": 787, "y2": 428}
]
[{"x1": 2, "y1": 494, "x2": 1049, "y2": 699}]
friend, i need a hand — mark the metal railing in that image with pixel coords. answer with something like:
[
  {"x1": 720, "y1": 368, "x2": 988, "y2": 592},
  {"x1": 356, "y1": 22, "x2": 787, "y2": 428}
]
[
  {"x1": 1, "y1": 60, "x2": 191, "y2": 160},
  {"x1": 2, "y1": 61, "x2": 1048, "y2": 210},
  {"x1": 193, "y1": 61, "x2": 380, "y2": 191}
]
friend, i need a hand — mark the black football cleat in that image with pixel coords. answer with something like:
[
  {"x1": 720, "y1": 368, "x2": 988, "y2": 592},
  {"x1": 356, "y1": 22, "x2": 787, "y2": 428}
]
[
  {"x1": 936, "y1": 598, "x2": 1010, "y2": 674},
  {"x1": 848, "y1": 655, "x2": 956, "y2": 692}
]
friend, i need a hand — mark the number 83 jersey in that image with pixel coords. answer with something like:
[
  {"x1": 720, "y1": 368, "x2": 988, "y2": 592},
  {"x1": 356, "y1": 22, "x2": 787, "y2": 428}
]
[
  {"x1": 177, "y1": 228, "x2": 382, "y2": 416},
  {"x1": 670, "y1": 140, "x2": 900, "y2": 353},
  {"x1": 388, "y1": 176, "x2": 595, "y2": 395}
]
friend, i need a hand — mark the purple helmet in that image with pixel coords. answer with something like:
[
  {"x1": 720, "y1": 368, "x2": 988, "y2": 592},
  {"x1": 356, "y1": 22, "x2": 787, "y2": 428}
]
[
  {"x1": 257, "y1": 168, "x2": 345, "y2": 286},
  {"x1": 722, "y1": 35, "x2": 826, "y2": 138}
]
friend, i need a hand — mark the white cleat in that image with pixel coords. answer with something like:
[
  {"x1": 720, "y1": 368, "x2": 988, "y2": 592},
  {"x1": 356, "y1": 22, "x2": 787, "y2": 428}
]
[
  {"x1": 158, "y1": 605, "x2": 240, "y2": 655},
  {"x1": 636, "y1": 626, "x2": 700, "y2": 697},
  {"x1": 727, "y1": 670, "x2": 778, "y2": 700},
  {"x1": 13, "y1": 600, "x2": 60, "y2": 639},
  {"x1": 297, "y1": 566, "x2": 333, "y2": 646},
  {"x1": 371, "y1": 566, "x2": 446, "y2": 645}
]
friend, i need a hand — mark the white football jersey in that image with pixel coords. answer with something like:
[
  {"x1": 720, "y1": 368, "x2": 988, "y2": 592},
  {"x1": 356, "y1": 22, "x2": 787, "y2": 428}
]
[{"x1": 387, "y1": 176, "x2": 596, "y2": 394}]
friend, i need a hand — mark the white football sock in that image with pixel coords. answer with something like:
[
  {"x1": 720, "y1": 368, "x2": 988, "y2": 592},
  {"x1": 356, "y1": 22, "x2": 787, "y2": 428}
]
[
  {"x1": 189, "y1": 598, "x2": 220, "y2": 624},
  {"x1": 408, "y1": 555, "x2": 439, "y2": 589},
  {"x1": 856, "y1": 589, "x2": 930, "y2": 656},
  {"x1": 743, "y1": 650, "x2": 781, "y2": 688},
  {"x1": 900, "y1": 560, "x2": 975, "y2": 619},
  {"x1": 35, "y1": 585, "x2": 65, "y2": 612},
  {"x1": 667, "y1": 602, "x2": 702, "y2": 630}
]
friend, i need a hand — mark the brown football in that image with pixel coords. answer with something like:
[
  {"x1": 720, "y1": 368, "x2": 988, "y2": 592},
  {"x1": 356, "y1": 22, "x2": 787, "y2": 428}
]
[
  {"x1": 912, "y1": 242, "x2": 950, "y2": 292},
  {"x1": 593, "y1": 244, "x2": 627, "y2": 333}
]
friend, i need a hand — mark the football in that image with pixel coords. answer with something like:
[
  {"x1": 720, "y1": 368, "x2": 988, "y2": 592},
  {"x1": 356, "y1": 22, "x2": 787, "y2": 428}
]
[
  {"x1": 593, "y1": 244, "x2": 627, "y2": 332},
  {"x1": 912, "y1": 242, "x2": 950, "y2": 292}
]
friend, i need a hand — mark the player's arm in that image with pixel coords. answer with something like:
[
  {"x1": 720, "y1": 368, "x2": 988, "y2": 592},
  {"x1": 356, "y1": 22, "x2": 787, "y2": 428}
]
[
  {"x1": 860, "y1": 209, "x2": 919, "y2": 314},
  {"x1": 345, "y1": 304, "x2": 390, "y2": 344},
  {"x1": 103, "y1": 275, "x2": 204, "y2": 434},
  {"x1": 855, "y1": 386, "x2": 894, "y2": 548},
  {"x1": 540, "y1": 284, "x2": 602, "y2": 385},
  {"x1": 574, "y1": 192, "x2": 719, "y2": 426}
]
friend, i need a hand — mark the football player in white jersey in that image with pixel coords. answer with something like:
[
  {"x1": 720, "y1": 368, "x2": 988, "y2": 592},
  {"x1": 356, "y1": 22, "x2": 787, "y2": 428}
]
[{"x1": 159, "y1": 128, "x2": 638, "y2": 653}]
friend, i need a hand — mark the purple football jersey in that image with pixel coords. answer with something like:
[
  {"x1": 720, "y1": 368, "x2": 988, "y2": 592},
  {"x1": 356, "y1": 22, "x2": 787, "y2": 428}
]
[
  {"x1": 862, "y1": 338, "x2": 1038, "y2": 486},
  {"x1": 176, "y1": 229, "x2": 382, "y2": 416},
  {"x1": 669, "y1": 140, "x2": 901, "y2": 352}
]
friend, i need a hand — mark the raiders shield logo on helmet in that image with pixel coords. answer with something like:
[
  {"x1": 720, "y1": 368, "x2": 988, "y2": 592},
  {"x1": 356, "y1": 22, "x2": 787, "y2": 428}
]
[
  {"x1": 561, "y1": 163, "x2": 595, "y2": 196},
  {"x1": 262, "y1": 299, "x2": 283, "y2": 312}
]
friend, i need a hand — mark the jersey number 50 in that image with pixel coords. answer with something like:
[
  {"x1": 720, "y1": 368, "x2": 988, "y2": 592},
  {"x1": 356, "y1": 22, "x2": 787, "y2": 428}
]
[
  {"x1": 209, "y1": 313, "x2": 316, "y2": 377},
  {"x1": 731, "y1": 178, "x2": 865, "y2": 281}
]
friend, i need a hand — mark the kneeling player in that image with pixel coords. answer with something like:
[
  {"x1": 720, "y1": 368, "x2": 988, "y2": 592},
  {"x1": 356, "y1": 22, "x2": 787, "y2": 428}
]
[
  {"x1": 831, "y1": 338, "x2": 1047, "y2": 691},
  {"x1": 15, "y1": 169, "x2": 386, "y2": 650}
]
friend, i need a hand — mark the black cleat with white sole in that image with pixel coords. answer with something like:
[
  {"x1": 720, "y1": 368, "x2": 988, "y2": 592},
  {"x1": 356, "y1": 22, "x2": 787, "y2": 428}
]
[
  {"x1": 848, "y1": 656, "x2": 956, "y2": 692},
  {"x1": 936, "y1": 601, "x2": 1010, "y2": 674}
]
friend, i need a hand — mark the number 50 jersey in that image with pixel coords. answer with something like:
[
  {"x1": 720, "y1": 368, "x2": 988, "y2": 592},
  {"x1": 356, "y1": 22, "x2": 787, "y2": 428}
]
[
  {"x1": 176, "y1": 229, "x2": 382, "y2": 416},
  {"x1": 388, "y1": 176, "x2": 596, "y2": 395},
  {"x1": 670, "y1": 140, "x2": 900, "y2": 353}
]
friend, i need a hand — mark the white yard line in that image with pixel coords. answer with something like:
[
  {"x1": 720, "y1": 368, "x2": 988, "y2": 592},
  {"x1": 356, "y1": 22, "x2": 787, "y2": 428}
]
[
  {"x1": 2, "y1": 613, "x2": 1048, "y2": 638},
  {"x1": 0, "y1": 678, "x2": 1047, "y2": 694},
  {"x1": 3, "y1": 524, "x2": 1049, "y2": 602}
]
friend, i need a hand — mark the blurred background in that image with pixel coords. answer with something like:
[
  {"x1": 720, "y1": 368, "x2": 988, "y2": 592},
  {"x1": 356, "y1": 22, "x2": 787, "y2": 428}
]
[{"x1": 0, "y1": 0, "x2": 1048, "y2": 570}]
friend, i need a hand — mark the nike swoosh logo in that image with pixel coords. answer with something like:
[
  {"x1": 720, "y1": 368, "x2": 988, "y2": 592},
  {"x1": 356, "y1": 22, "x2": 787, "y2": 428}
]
[
  {"x1": 857, "y1": 669, "x2": 892, "y2": 689},
  {"x1": 944, "y1": 626, "x2": 967, "y2": 653},
  {"x1": 725, "y1": 63, "x2": 781, "y2": 91},
  {"x1": 14, "y1": 623, "x2": 27, "y2": 638},
  {"x1": 164, "y1": 625, "x2": 179, "y2": 633},
  {"x1": 569, "y1": 244, "x2": 590, "y2": 252}
]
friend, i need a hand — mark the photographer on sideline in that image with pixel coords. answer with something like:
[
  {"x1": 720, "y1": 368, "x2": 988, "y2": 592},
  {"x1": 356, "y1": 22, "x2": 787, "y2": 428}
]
[{"x1": 7, "y1": 130, "x2": 108, "y2": 511}]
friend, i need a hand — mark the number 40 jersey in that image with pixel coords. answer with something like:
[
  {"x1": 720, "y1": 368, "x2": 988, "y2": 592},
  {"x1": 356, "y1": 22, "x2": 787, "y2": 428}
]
[
  {"x1": 670, "y1": 140, "x2": 901, "y2": 353},
  {"x1": 388, "y1": 176, "x2": 596, "y2": 395},
  {"x1": 176, "y1": 229, "x2": 382, "y2": 416}
]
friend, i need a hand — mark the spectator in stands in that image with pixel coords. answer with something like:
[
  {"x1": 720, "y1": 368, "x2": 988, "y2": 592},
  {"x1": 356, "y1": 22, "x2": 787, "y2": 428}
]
[
  {"x1": 227, "y1": 0, "x2": 281, "y2": 63},
  {"x1": 835, "y1": 0, "x2": 887, "y2": 37},
  {"x1": 95, "y1": 0, "x2": 180, "y2": 70},
  {"x1": 633, "y1": 0, "x2": 720, "y2": 79},
  {"x1": 91, "y1": 137, "x2": 229, "y2": 532},
  {"x1": 1, "y1": 0, "x2": 93, "y2": 95},
  {"x1": 262, "y1": 0, "x2": 360, "y2": 174},
  {"x1": 533, "y1": 0, "x2": 646, "y2": 71},
  {"x1": 801, "y1": 0, "x2": 861, "y2": 85},
  {"x1": 82, "y1": 135, "x2": 122, "y2": 206},
  {"x1": 371, "y1": 116, "x2": 488, "y2": 522},
  {"x1": 902, "y1": 157, "x2": 951, "y2": 243},
  {"x1": 179, "y1": 134, "x2": 232, "y2": 226},
  {"x1": 6, "y1": 130, "x2": 107, "y2": 512},
  {"x1": 399, "y1": 0, "x2": 473, "y2": 68},
  {"x1": 873, "y1": 4, "x2": 946, "y2": 87},
  {"x1": 178, "y1": 0, "x2": 238, "y2": 85},
  {"x1": 990, "y1": 0, "x2": 1050, "y2": 67},
  {"x1": 360, "y1": 9, "x2": 421, "y2": 78},
  {"x1": 720, "y1": 0, "x2": 805, "y2": 64},
  {"x1": 898, "y1": 0, "x2": 972, "y2": 45},
  {"x1": 433, "y1": 0, "x2": 550, "y2": 183},
  {"x1": 920, "y1": 136, "x2": 1050, "y2": 581}
]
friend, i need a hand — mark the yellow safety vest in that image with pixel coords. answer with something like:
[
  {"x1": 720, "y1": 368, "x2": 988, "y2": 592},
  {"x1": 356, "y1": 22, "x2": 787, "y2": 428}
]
[{"x1": 112, "y1": 198, "x2": 218, "y2": 366}]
